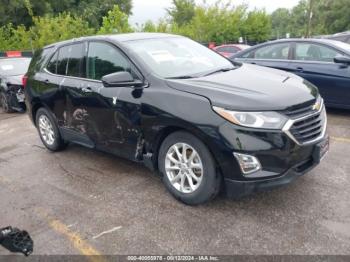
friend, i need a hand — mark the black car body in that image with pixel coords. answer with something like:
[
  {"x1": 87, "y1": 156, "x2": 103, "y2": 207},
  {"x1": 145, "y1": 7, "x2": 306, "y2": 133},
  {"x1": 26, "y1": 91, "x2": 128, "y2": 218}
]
[
  {"x1": 230, "y1": 39, "x2": 350, "y2": 109},
  {"x1": 0, "y1": 54, "x2": 31, "y2": 112},
  {"x1": 25, "y1": 33, "x2": 328, "y2": 205}
]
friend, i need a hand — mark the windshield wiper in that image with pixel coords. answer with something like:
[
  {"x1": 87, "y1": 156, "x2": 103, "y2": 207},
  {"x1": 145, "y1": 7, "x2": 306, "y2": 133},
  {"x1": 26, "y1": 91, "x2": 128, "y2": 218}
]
[
  {"x1": 201, "y1": 67, "x2": 235, "y2": 77},
  {"x1": 166, "y1": 67, "x2": 235, "y2": 79},
  {"x1": 166, "y1": 75, "x2": 197, "y2": 79}
]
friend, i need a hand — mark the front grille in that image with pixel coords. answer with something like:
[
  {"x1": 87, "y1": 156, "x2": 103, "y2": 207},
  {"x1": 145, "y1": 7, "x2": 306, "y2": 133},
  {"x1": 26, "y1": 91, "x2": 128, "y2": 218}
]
[
  {"x1": 284, "y1": 98, "x2": 326, "y2": 145},
  {"x1": 284, "y1": 100, "x2": 316, "y2": 119}
]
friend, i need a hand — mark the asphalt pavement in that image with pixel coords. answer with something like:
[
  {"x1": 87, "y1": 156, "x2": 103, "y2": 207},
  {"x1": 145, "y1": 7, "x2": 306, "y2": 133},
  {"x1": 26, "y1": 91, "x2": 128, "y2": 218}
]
[{"x1": 0, "y1": 109, "x2": 349, "y2": 256}]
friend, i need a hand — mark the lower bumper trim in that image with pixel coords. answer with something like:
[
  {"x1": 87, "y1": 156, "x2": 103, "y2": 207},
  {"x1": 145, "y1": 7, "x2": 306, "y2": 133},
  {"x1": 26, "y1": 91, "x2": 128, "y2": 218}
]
[{"x1": 224, "y1": 159, "x2": 318, "y2": 198}]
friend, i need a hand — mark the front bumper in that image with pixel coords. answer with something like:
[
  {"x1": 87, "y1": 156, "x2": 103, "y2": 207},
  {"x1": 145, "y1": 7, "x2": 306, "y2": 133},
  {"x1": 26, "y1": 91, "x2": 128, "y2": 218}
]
[{"x1": 224, "y1": 135, "x2": 328, "y2": 198}]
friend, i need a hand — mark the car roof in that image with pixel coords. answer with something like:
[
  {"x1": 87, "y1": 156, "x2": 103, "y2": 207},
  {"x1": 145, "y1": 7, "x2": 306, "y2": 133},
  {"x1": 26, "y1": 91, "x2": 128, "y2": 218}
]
[
  {"x1": 259, "y1": 38, "x2": 349, "y2": 47},
  {"x1": 232, "y1": 38, "x2": 350, "y2": 57},
  {"x1": 44, "y1": 33, "x2": 183, "y2": 49}
]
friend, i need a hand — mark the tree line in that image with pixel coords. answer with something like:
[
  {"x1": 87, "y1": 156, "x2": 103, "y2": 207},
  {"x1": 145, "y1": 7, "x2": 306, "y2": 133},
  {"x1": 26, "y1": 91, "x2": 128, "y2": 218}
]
[{"x1": 0, "y1": 0, "x2": 349, "y2": 51}]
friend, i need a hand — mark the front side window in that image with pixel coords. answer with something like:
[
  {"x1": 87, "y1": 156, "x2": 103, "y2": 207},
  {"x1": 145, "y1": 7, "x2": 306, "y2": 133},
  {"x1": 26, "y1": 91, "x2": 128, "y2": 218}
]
[
  {"x1": 87, "y1": 42, "x2": 131, "y2": 80},
  {"x1": 254, "y1": 43, "x2": 290, "y2": 60},
  {"x1": 295, "y1": 43, "x2": 342, "y2": 62}
]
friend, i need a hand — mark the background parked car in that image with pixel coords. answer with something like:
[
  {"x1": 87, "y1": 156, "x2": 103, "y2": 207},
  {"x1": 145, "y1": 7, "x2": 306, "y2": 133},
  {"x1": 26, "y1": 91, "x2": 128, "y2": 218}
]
[
  {"x1": 213, "y1": 44, "x2": 250, "y2": 57},
  {"x1": 327, "y1": 32, "x2": 350, "y2": 44},
  {"x1": 0, "y1": 51, "x2": 32, "y2": 113},
  {"x1": 230, "y1": 39, "x2": 350, "y2": 109}
]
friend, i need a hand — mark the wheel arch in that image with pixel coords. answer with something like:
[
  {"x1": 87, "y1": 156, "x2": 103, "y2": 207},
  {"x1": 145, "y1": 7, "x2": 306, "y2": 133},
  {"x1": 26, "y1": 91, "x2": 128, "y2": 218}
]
[{"x1": 147, "y1": 124, "x2": 224, "y2": 178}]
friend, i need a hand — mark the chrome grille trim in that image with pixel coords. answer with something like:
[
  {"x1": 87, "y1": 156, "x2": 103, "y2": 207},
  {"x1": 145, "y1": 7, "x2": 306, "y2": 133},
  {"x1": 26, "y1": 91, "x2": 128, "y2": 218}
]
[{"x1": 282, "y1": 99, "x2": 327, "y2": 146}]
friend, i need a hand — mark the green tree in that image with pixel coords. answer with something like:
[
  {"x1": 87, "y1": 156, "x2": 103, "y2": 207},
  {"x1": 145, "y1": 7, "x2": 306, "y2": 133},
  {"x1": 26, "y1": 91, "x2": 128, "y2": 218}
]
[
  {"x1": 271, "y1": 8, "x2": 292, "y2": 39},
  {"x1": 72, "y1": 0, "x2": 133, "y2": 29},
  {"x1": 141, "y1": 20, "x2": 157, "y2": 32},
  {"x1": 167, "y1": 0, "x2": 195, "y2": 26},
  {"x1": 0, "y1": 0, "x2": 133, "y2": 29},
  {"x1": 241, "y1": 9, "x2": 272, "y2": 43},
  {"x1": 172, "y1": 2, "x2": 248, "y2": 44},
  {"x1": 316, "y1": 0, "x2": 350, "y2": 34},
  {"x1": 0, "y1": 24, "x2": 32, "y2": 50},
  {"x1": 30, "y1": 13, "x2": 94, "y2": 49},
  {"x1": 98, "y1": 5, "x2": 133, "y2": 34},
  {"x1": 0, "y1": 0, "x2": 51, "y2": 28}
]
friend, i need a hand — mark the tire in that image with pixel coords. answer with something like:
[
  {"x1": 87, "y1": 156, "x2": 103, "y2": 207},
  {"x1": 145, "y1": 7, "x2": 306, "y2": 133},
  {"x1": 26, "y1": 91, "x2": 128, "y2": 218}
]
[
  {"x1": 0, "y1": 92, "x2": 15, "y2": 113},
  {"x1": 158, "y1": 131, "x2": 221, "y2": 205},
  {"x1": 35, "y1": 107, "x2": 67, "y2": 152}
]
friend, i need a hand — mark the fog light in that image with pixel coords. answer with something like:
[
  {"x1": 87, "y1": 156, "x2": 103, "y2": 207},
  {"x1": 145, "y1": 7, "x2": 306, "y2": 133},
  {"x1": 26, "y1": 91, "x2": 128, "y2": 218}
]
[{"x1": 233, "y1": 153, "x2": 261, "y2": 175}]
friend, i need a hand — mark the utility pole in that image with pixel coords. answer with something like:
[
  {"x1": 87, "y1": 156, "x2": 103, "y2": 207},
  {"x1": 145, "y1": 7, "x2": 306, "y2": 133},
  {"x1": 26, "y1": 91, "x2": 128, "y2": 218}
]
[{"x1": 305, "y1": 0, "x2": 314, "y2": 38}]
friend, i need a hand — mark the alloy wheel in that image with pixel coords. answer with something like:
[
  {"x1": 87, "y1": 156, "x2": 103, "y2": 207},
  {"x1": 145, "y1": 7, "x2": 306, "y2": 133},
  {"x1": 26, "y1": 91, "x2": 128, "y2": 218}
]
[
  {"x1": 165, "y1": 143, "x2": 203, "y2": 194},
  {"x1": 38, "y1": 115, "x2": 55, "y2": 146}
]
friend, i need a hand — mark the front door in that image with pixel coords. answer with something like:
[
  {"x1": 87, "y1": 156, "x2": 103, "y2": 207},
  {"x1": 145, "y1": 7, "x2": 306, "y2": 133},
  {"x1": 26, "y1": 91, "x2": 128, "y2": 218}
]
[
  {"x1": 290, "y1": 42, "x2": 350, "y2": 108},
  {"x1": 78, "y1": 41, "x2": 145, "y2": 160}
]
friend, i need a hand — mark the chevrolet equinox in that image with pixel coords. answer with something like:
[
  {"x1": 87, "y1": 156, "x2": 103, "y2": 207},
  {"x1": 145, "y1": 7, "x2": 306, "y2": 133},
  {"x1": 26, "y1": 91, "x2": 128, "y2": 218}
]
[{"x1": 25, "y1": 33, "x2": 329, "y2": 205}]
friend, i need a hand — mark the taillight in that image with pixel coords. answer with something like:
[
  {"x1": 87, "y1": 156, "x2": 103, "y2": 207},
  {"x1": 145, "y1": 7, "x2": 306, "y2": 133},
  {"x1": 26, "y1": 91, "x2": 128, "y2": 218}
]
[
  {"x1": 22, "y1": 75, "x2": 28, "y2": 88},
  {"x1": 6, "y1": 51, "x2": 22, "y2": 58}
]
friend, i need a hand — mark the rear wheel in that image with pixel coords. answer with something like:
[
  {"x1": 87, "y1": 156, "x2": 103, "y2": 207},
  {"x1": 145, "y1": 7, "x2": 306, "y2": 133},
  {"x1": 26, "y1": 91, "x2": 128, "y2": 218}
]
[
  {"x1": 0, "y1": 92, "x2": 14, "y2": 113},
  {"x1": 35, "y1": 108, "x2": 67, "y2": 151},
  {"x1": 158, "y1": 131, "x2": 221, "y2": 205}
]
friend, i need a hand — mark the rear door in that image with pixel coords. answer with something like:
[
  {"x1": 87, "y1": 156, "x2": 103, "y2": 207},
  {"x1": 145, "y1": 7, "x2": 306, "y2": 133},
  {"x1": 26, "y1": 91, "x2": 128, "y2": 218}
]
[
  {"x1": 58, "y1": 42, "x2": 97, "y2": 147},
  {"x1": 236, "y1": 42, "x2": 293, "y2": 72},
  {"x1": 289, "y1": 42, "x2": 350, "y2": 107},
  {"x1": 41, "y1": 47, "x2": 67, "y2": 126}
]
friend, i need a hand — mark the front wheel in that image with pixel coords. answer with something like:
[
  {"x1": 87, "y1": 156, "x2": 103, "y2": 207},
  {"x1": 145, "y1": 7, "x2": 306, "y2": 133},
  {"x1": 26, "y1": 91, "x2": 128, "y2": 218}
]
[
  {"x1": 158, "y1": 131, "x2": 221, "y2": 205},
  {"x1": 35, "y1": 108, "x2": 67, "y2": 151}
]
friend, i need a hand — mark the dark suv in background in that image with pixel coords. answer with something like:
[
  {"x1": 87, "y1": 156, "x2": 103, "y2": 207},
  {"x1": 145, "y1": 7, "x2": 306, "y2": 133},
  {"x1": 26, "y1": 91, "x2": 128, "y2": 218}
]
[{"x1": 25, "y1": 33, "x2": 328, "y2": 205}]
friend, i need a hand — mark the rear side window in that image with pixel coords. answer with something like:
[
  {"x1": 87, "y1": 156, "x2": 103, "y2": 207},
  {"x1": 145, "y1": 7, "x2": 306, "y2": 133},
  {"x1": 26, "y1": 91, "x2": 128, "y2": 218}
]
[
  {"x1": 47, "y1": 51, "x2": 58, "y2": 74},
  {"x1": 67, "y1": 43, "x2": 85, "y2": 77},
  {"x1": 254, "y1": 43, "x2": 290, "y2": 60},
  {"x1": 56, "y1": 46, "x2": 70, "y2": 75},
  {"x1": 87, "y1": 42, "x2": 131, "y2": 80},
  {"x1": 46, "y1": 43, "x2": 85, "y2": 77}
]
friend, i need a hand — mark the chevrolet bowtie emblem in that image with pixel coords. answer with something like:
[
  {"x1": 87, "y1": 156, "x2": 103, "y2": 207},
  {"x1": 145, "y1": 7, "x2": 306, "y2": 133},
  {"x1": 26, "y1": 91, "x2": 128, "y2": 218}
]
[{"x1": 313, "y1": 101, "x2": 321, "y2": 111}]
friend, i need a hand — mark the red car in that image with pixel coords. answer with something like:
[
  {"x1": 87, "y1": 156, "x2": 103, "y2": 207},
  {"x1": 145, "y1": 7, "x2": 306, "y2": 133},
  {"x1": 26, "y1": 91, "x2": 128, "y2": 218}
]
[{"x1": 213, "y1": 44, "x2": 250, "y2": 57}]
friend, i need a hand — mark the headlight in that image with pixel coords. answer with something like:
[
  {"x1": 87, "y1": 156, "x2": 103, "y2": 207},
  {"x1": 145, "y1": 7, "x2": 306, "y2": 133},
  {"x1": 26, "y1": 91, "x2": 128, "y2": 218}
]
[{"x1": 213, "y1": 106, "x2": 287, "y2": 129}]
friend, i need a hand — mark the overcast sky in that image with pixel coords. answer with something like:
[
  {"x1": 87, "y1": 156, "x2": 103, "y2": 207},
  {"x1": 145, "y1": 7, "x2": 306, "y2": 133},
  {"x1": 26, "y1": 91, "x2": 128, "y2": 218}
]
[{"x1": 130, "y1": 0, "x2": 298, "y2": 25}]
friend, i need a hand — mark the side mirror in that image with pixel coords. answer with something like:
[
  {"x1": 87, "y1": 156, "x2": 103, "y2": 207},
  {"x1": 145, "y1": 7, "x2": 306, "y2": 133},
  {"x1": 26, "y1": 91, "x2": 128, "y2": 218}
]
[
  {"x1": 334, "y1": 56, "x2": 350, "y2": 66},
  {"x1": 101, "y1": 71, "x2": 145, "y2": 88}
]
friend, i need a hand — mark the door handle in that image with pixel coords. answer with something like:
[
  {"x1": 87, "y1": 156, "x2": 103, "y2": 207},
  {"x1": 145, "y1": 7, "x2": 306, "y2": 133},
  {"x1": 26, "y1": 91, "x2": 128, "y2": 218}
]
[
  {"x1": 296, "y1": 67, "x2": 304, "y2": 72},
  {"x1": 81, "y1": 87, "x2": 93, "y2": 93}
]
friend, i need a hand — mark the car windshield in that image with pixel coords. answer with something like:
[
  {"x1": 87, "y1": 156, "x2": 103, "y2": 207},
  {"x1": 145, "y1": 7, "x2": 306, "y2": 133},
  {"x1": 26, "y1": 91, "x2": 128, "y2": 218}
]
[
  {"x1": 0, "y1": 58, "x2": 31, "y2": 76},
  {"x1": 125, "y1": 37, "x2": 234, "y2": 78}
]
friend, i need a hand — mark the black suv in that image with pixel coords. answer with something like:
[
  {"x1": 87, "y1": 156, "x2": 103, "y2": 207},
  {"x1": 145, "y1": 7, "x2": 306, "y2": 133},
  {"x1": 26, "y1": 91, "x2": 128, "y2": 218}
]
[{"x1": 25, "y1": 33, "x2": 329, "y2": 205}]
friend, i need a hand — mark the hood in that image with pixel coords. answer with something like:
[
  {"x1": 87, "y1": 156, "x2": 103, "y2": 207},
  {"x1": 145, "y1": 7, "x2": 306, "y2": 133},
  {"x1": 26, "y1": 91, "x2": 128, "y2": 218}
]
[
  {"x1": 166, "y1": 64, "x2": 318, "y2": 111},
  {"x1": 2, "y1": 75, "x2": 24, "y2": 85}
]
